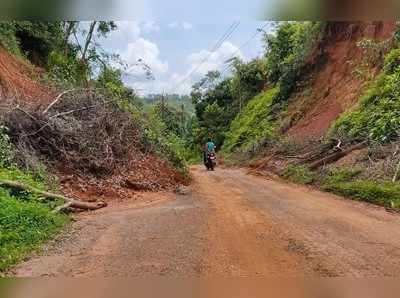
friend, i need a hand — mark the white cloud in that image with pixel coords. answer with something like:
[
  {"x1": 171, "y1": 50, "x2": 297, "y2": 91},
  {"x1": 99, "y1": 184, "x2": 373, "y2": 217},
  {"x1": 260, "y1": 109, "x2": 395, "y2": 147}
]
[
  {"x1": 186, "y1": 41, "x2": 245, "y2": 77},
  {"x1": 148, "y1": 41, "x2": 245, "y2": 95},
  {"x1": 110, "y1": 25, "x2": 244, "y2": 96},
  {"x1": 121, "y1": 38, "x2": 168, "y2": 80},
  {"x1": 168, "y1": 21, "x2": 193, "y2": 31},
  {"x1": 141, "y1": 21, "x2": 160, "y2": 33},
  {"x1": 114, "y1": 21, "x2": 141, "y2": 40}
]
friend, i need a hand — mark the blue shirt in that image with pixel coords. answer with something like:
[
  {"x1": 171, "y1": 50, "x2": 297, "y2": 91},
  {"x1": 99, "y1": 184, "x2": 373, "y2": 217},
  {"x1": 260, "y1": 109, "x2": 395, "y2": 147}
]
[{"x1": 206, "y1": 142, "x2": 215, "y2": 153}]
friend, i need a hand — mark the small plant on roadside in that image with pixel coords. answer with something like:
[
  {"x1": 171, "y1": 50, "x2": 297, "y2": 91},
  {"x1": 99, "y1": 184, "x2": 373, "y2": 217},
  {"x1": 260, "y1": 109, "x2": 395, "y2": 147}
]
[
  {"x1": 323, "y1": 179, "x2": 400, "y2": 209},
  {"x1": 281, "y1": 164, "x2": 315, "y2": 184},
  {"x1": 321, "y1": 166, "x2": 400, "y2": 209},
  {"x1": 0, "y1": 126, "x2": 13, "y2": 168},
  {"x1": 322, "y1": 167, "x2": 362, "y2": 185}
]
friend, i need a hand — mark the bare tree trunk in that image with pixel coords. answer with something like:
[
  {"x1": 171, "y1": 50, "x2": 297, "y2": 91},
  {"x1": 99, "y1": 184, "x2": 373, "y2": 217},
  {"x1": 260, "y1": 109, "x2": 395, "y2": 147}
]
[
  {"x1": 80, "y1": 21, "x2": 97, "y2": 86},
  {"x1": 82, "y1": 21, "x2": 97, "y2": 62},
  {"x1": 63, "y1": 21, "x2": 77, "y2": 55}
]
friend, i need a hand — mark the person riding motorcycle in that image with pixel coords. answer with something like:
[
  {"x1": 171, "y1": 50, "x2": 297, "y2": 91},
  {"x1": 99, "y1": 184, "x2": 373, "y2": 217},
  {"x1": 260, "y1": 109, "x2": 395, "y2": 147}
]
[{"x1": 204, "y1": 138, "x2": 216, "y2": 170}]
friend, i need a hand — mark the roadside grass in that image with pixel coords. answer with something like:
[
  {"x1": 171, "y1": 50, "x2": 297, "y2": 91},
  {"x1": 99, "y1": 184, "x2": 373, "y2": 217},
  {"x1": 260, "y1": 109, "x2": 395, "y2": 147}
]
[
  {"x1": 322, "y1": 167, "x2": 400, "y2": 209},
  {"x1": 280, "y1": 164, "x2": 400, "y2": 209},
  {"x1": 0, "y1": 167, "x2": 68, "y2": 272},
  {"x1": 281, "y1": 164, "x2": 315, "y2": 185}
]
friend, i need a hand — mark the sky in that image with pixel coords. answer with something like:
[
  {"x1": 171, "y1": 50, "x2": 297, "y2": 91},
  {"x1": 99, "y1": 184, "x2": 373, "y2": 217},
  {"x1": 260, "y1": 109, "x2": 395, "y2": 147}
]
[{"x1": 91, "y1": 1, "x2": 271, "y2": 95}]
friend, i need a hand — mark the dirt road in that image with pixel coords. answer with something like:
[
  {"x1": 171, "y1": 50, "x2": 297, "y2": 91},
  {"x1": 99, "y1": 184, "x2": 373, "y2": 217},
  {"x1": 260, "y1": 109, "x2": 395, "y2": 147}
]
[{"x1": 11, "y1": 166, "x2": 400, "y2": 277}]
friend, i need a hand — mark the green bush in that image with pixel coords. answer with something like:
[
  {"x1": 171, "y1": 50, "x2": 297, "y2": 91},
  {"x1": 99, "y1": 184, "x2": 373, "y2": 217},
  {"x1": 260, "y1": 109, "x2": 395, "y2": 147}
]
[
  {"x1": 45, "y1": 50, "x2": 86, "y2": 87},
  {"x1": 281, "y1": 164, "x2": 315, "y2": 184},
  {"x1": 222, "y1": 87, "x2": 279, "y2": 155},
  {"x1": 0, "y1": 188, "x2": 68, "y2": 271},
  {"x1": 0, "y1": 22, "x2": 20, "y2": 54}
]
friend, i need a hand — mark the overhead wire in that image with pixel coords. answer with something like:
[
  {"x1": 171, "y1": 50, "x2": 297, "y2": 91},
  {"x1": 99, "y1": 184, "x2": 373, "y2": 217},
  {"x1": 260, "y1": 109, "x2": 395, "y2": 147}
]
[
  {"x1": 171, "y1": 21, "x2": 241, "y2": 93},
  {"x1": 220, "y1": 22, "x2": 270, "y2": 75}
]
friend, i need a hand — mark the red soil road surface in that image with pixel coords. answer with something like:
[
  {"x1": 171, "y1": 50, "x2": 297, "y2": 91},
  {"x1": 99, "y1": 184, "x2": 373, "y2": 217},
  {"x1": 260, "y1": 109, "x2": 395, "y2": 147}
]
[{"x1": 10, "y1": 166, "x2": 400, "y2": 277}]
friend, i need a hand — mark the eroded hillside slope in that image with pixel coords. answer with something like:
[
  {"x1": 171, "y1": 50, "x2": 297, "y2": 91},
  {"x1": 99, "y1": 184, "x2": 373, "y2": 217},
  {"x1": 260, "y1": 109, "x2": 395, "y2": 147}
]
[
  {"x1": 285, "y1": 22, "x2": 396, "y2": 140},
  {"x1": 0, "y1": 46, "x2": 52, "y2": 102}
]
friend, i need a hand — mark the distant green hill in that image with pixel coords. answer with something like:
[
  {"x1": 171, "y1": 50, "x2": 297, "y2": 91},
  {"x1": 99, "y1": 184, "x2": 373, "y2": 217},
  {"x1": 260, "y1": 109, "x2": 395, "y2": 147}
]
[{"x1": 140, "y1": 94, "x2": 195, "y2": 115}]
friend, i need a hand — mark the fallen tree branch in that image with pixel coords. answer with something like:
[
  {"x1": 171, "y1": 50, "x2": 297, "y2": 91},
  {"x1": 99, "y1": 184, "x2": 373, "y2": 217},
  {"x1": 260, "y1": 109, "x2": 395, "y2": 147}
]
[
  {"x1": 14, "y1": 106, "x2": 38, "y2": 121},
  {"x1": 308, "y1": 141, "x2": 368, "y2": 170},
  {"x1": 0, "y1": 179, "x2": 107, "y2": 212},
  {"x1": 52, "y1": 202, "x2": 73, "y2": 214},
  {"x1": 43, "y1": 89, "x2": 76, "y2": 114},
  {"x1": 49, "y1": 100, "x2": 114, "y2": 120},
  {"x1": 43, "y1": 88, "x2": 104, "y2": 114}
]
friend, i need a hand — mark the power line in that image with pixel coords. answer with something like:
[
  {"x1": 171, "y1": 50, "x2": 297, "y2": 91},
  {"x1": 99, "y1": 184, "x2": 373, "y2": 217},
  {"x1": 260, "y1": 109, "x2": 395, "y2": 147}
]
[
  {"x1": 171, "y1": 21, "x2": 241, "y2": 93},
  {"x1": 221, "y1": 22, "x2": 270, "y2": 75},
  {"x1": 176, "y1": 21, "x2": 240, "y2": 88}
]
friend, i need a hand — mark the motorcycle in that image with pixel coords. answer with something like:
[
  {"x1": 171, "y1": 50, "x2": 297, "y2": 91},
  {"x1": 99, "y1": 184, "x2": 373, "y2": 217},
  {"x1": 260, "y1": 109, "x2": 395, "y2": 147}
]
[{"x1": 205, "y1": 152, "x2": 217, "y2": 171}]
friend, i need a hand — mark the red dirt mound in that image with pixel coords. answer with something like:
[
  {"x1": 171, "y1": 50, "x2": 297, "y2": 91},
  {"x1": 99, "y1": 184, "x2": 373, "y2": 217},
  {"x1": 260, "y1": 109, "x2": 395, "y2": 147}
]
[
  {"x1": 0, "y1": 46, "x2": 53, "y2": 103},
  {"x1": 286, "y1": 22, "x2": 396, "y2": 141},
  {"x1": 57, "y1": 154, "x2": 188, "y2": 205}
]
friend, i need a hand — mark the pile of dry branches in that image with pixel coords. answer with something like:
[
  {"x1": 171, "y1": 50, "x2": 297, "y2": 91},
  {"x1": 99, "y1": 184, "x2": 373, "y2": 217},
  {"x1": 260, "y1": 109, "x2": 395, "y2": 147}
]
[
  {"x1": 361, "y1": 141, "x2": 400, "y2": 182},
  {"x1": 4, "y1": 89, "x2": 146, "y2": 177},
  {"x1": 253, "y1": 137, "x2": 369, "y2": 174}
]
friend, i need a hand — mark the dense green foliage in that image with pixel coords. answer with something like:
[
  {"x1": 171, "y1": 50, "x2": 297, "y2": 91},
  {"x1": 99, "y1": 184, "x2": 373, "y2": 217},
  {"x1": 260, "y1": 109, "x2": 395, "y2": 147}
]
[
  {"x1": 264, "y1": 21, "x2": 324, "y2": 103},
  {"x1": 191, "y1": 72, "x2": 234, "y2": 148},
  {"x1": 0, "y1": 21, "x2": 118, "y2": 86},
  {"x1": 222, "y1": 88, "x2": 279, "y2": 155},
  {"x1": 144, "y1": 105, "x2": 190, "y2": 176},
  {"x1": 140, "y1": 94, "x2": 194, "y2": 115},
  {"x1": 331, "y1": 48, "x2": 400, "y2": 142},
  {"x1": 0, "y1": 22, "x2": 20, "y2": 54}
]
